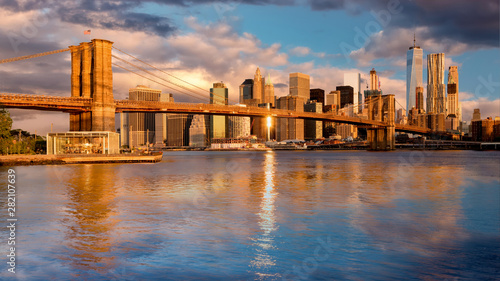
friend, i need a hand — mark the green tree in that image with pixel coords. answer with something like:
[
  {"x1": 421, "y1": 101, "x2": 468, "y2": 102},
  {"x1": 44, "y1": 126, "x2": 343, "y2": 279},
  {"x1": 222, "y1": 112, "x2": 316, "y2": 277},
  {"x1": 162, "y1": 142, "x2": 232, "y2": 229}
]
[{"x1": 0, "y1": 108, "x2": 13, "y2": 154}]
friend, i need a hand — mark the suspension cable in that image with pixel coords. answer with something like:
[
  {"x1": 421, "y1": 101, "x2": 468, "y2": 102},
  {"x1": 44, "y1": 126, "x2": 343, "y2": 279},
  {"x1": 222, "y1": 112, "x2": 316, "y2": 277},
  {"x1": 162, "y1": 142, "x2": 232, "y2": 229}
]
[{"x1": 0, "y1": 48, "x2": 70, "y2": 64}]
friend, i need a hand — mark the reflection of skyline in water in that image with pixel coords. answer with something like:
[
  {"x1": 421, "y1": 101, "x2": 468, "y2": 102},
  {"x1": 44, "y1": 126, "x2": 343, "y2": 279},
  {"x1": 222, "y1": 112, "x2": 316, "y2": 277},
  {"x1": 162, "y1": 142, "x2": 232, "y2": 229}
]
[
  {"x1": 251, "y1": 152, "x2": 278, "y2": 279},
  {"x1": 0, "y1": 151, "x2": 498, "y2": 280}
]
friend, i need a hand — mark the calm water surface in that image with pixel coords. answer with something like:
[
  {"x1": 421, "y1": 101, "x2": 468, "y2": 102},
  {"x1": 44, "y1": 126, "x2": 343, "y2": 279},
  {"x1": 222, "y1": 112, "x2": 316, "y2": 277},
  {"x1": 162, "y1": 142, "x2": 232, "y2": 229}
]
[{"x1": 0, "y1": 150, "x2": 499, "y2": 280}]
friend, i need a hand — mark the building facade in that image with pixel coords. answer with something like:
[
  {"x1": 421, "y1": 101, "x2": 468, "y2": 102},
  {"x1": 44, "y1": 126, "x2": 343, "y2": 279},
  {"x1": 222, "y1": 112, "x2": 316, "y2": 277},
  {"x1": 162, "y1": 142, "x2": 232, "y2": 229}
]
[
  {"x1": 276, "y1": 96, "x2": 305, "y2": 141},
  {"x1": 210, "y1": 82, "x2": 229, "y2": 140},
  {"x1": 239, "y1": 79, "x2": 254, "y2": 103},
  {"x1": 263, "y1": 74, "x2": 275, "y2": 106},
  {"x1": 344, "y1": 73, "x2": 362, "y2": 112},
  {"x1": 253, "y1": 68, "x2": 265, "y2": 103},
  {"x1": 406, "y1": 42, "x2": 423, "y2": 112},
  {"x1": 289, "y1": 73, "x2": 310, "y2": 102},
  {"x1": 427, "y1": 53, "x2": 446, "y2": 114},
  {"x1": 304, "y1": 101, "x2": 323, "y2": 140},
  {"x1": 310, "y1": 88, "x2": 325, "y2": 105}
]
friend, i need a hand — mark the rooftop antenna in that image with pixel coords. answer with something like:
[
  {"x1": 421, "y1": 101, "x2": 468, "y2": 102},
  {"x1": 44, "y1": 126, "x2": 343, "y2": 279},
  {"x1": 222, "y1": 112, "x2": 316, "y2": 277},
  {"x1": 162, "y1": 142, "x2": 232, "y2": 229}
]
[{"x1": 413, "y1": 32, "x2": 416, "y2": 48}]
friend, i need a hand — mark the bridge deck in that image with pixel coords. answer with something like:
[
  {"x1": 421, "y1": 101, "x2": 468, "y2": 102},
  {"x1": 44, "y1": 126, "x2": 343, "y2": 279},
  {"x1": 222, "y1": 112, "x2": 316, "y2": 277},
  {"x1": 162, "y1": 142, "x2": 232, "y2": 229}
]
[{"x1": 0, "y1": 93, "x2": 430, "y2": 134}]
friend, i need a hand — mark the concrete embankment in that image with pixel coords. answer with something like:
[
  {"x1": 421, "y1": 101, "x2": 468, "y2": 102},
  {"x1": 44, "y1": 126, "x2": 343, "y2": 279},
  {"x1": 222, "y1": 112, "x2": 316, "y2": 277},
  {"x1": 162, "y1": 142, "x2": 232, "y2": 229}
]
[{"x1": 0, "y1": 153, "x2": 163, "y2": 166}]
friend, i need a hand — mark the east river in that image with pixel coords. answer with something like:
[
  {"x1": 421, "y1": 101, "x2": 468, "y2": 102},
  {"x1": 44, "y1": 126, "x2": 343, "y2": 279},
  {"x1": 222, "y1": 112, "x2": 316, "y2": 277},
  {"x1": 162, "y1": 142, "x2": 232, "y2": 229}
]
[{"x1": 0, "y1": 150, "x2": 499, "y2": 280}]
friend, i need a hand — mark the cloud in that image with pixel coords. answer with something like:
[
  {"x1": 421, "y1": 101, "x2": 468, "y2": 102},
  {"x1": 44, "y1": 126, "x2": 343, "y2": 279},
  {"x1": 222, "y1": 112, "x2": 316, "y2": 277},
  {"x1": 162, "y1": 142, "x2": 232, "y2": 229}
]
[
  {"x1": 461, "y1": 98, "x2": 500, "y2": 122},
  {"x1": 290, "y1": 46, "x2": 311, "y2": 56}
]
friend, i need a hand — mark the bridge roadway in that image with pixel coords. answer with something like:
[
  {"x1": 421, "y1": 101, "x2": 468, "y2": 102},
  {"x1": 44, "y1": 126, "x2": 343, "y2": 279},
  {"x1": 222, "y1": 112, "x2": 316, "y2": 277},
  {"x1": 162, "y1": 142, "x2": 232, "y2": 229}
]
[{"x1": 0, "y1": 93, "x2": 431, "y2": 134}]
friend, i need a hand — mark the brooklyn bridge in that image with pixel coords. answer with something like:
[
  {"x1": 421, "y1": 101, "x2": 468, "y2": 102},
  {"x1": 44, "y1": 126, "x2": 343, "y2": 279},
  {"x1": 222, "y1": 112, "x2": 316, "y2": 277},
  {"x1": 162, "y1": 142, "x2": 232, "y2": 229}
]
[{"x1": 0, "y1": 39, "x2": 430, "y2": 150}]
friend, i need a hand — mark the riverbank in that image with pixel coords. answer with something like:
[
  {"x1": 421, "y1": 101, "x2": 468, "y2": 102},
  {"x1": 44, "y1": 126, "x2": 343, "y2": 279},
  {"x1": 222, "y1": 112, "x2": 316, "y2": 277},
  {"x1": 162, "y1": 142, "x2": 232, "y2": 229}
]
[{"x1": 0, "y1": 153, "x2": 163, "y2": 166}]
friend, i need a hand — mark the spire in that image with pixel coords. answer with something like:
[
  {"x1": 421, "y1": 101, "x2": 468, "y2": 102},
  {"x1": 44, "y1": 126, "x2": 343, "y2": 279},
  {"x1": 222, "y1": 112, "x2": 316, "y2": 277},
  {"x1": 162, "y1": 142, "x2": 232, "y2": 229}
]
[
  {"x1": 255, "y1": 67, "x2": 261, "y2": 77},
  {"x1": 266, "y1": 73, "x2": 273, "y2": 86},
  {"x1": 413, "y1": 32, "x2": 416, "y2": 48}
]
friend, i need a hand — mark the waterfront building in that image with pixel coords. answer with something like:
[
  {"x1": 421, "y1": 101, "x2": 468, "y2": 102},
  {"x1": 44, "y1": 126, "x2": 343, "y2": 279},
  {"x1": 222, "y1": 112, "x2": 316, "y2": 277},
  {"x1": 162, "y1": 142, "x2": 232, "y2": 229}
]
[
  {"x1": 210, "y1": 82, "x2": 229, "y2": 140},
  {"x1": 276, "y1": 96, "x2": 305, "y2": 141},
  {"x1": 228, "y1": 116, "x2": 251, "y2": 139},
  {"x1": 471, "y1": 117, "x2": 500, "y2": 141},
  {"x1": 189, "y1": 115, "x2": 210, "y2": 147},
  {"x1": 406, "y1": 39, "x2": 423, "y2": 111},
  {"x1": 47, "y1": 132, "x2": 120, "y2": 155},
  {"x1": 427, "y1": 53, "x2": 446, "y2": 114},
  {"x1": 337, "y1": 124, "x2": 358, "y2": 140},
  {"x1": 290, "y1": 72, "x2": 310, "y2": 102},
  {"x1": 310, "y1": 88, "x2": 325, "y2": 105},
  {"x1": 122, "y1": 85, "x2": 173, "y2": 147},
  {"x1": 166, "y1": 114, "x2": 192, "y2": 147},
  {"x1": 304, "y1": 101, "x2": 323, "y2": 140}
]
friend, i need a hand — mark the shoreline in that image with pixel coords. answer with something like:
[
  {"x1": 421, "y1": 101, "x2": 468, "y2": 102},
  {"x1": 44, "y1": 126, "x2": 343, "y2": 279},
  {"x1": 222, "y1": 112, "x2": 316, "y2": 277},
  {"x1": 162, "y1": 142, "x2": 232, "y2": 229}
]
[{"x1": 0, "y1": 153, "x2": 163, "y2": 166}]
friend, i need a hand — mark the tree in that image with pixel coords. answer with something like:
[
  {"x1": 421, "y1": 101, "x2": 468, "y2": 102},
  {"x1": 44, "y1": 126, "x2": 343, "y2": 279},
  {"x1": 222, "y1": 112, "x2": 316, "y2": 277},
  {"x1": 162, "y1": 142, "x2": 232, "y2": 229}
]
[{"x1": 0, "y1": 108, "x2": 13, "y2": 154}]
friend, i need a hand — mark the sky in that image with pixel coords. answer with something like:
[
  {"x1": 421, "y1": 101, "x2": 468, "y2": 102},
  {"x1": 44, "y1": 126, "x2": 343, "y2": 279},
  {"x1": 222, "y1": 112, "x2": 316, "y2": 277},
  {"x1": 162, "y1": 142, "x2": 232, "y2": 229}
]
[{"x1": 0, "y1": 0, "x2": 499, "y2": 135}]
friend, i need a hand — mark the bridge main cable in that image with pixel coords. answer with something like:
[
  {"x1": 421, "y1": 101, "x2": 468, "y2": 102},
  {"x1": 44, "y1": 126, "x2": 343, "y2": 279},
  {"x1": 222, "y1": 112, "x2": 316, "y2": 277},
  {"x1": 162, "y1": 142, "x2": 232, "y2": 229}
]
[{"x1": 0, "y1": 48, "x2": 70, "y2": 64}]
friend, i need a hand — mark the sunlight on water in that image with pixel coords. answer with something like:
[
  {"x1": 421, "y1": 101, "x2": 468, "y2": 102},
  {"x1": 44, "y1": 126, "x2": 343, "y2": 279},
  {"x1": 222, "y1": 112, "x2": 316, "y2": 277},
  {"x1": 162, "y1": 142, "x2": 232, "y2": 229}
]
[{"x1": 0, "y1": 150, "x2": 498, "y2": 280}]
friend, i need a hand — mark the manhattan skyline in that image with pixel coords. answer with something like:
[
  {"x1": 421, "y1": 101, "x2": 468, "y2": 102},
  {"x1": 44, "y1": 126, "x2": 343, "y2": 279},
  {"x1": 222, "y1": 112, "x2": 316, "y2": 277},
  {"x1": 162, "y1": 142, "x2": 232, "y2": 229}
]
[{"x1": 0, "y1": 0, "x2": 498, "y2": 135}]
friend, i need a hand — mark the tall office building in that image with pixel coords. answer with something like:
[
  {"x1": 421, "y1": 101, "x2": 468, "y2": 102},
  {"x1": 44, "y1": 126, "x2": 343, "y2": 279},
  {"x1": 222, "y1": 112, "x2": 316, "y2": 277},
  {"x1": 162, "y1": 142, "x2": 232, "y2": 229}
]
[
  {"x1": 344, "y1": 73, "x2": 361, "y2": 112},
  {"x1": 370, "y1": 68, "x2": 379, "y2": 91},
  {"x1": 276, "y1": 96, "x2": 305, "y2": 141},
  {"x1": 304, "y1": 101, "x2": 323, "y2": 140},
  {"x1": 253, "y1": 68, "x2": 265, "y2": 103},
  {"x1": 310, "y1": 88, "x2": 325, "y2": 105},
  {"x1": 416, "y1": 86, "x2": 424, "y2": 112},
  {"x1": 228, "y1": 116, "x2": 251, "y2": 139},
  {"x1": 406, "y1": 39, "x2": 423, "y2": 112},
  {"x1": 239, "y1": 79, "x2": 253, "y2": 103},
  {"x1": 210, "y1": 82, "x2": 229, "y2": 140},
  {"x1": 263, "y1": 74, "x2": 275, "y2": 106},
  {"x1": 189, "y1": 115, "x2": 209, "y2": 147},
  {"x1": 122, "y1": 85, "x2": 172, "y2": 147},
  {"x1": 427, "y1": 53, "x2": 446, "y2": 114},
  {"x1": 290, "y1": 72, "x2": 310, "y2": 102},
  {"x1": 472, "y1": 109, "x2": 481, "y2": 121},
  {"x1": 166, "y1": 114, "x2": 192, "y2": 147},
  {"x1": 447, "y1": 66, "x2": 459, "y2": 118},
  {"x1": 336, "y1": 86, "x2": 355, "y2": 109}
]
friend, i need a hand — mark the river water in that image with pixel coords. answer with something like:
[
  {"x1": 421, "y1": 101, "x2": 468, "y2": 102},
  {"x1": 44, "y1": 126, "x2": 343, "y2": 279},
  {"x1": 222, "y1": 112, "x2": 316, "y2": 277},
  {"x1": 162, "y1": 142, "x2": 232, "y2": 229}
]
[{"x1": 0, "y1": 150, "x2": 499, "y2": 280}]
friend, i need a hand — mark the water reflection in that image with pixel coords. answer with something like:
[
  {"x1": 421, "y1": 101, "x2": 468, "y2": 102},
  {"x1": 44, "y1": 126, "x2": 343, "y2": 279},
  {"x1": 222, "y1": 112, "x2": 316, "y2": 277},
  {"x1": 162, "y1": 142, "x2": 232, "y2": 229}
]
[
  {"x1": 251, "y1": 151, "x2": 279, "y2": 279},
  {"x1": 60, "y1": 165, "x2": 120, "y2": 277}
]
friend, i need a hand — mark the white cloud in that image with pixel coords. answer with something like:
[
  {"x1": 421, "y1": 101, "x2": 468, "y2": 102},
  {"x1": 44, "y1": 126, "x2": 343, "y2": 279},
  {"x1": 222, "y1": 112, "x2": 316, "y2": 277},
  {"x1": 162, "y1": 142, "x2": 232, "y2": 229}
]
[{"x1": 290, "y1": 46, "x2": 311, "y2": 57}]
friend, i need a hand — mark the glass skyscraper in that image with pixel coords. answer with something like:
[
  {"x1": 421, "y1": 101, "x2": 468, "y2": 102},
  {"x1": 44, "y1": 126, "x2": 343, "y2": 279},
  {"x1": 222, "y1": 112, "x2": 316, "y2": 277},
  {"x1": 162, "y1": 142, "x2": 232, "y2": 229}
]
[{"x1": 406, "y1": 42, "x2": 423, "y2": 112}]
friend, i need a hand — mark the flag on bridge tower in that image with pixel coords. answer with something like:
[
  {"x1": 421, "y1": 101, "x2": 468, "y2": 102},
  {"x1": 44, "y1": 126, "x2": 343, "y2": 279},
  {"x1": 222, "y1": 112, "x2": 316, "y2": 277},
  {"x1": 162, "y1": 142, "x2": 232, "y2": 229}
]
[{"x1": 84, "y1": 30, "x2": 91, "y2": 35}]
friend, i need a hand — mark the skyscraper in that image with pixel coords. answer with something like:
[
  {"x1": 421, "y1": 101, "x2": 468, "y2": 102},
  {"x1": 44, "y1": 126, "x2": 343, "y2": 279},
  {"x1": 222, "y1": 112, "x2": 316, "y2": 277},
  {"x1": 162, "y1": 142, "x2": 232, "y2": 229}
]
[
  {"x1": 370, "y1": 68, "x2": 379, "y2": 91},
  {"x1": 253, "y1": 67, "x2": 264, "y2": 103},
  {"x1": 123, "y1": 85, "x2": 172, "y2": 147},
  {"x1": 310, "y1": 88, "x2": 325, "y2": 105},
  {"x1": 276, "y1": 96, "x2": 305, "y2": 141},
  {"x1": 289, "y1": 72, "x2": 310, "y2": 102},
  {"x1": 263, "y1": 73, "x2": 275, "y2": 106},
  {"x1": 427, "y1": 53, "x2": 446, "y2": 114},
  {"x1": 406, "y1": 39, "x2": 423, "y2": 111},
  {"x1": 447, "y1": 66, "x2": 459, "y2": 118},
  {"x1": 239, "y1": 79, "x2": 253, "y2": 103},
  {"x1": 416, "y1": 86, "x2": 424, "y2": 112},
  {"x1": 344, "y1": 73, "x2": 361, "y2": 112},
  {"x1": 210, "y1": 82, "x2": 229, "y2": 140}
]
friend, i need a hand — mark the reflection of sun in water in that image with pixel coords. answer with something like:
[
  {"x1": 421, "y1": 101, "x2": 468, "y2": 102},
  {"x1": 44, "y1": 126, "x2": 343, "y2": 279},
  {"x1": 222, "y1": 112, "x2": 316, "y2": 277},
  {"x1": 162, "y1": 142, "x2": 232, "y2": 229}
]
[{"x1": 251, "y1": 152, "x2": 278, "y2": 278}]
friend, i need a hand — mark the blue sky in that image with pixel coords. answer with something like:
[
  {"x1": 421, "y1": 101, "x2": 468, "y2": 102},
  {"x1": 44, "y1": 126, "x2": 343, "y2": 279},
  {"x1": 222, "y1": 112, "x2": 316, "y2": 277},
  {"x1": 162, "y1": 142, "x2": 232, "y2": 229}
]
[{"x1": 0, "y1": 0, "x2": 498, "y2": 134}]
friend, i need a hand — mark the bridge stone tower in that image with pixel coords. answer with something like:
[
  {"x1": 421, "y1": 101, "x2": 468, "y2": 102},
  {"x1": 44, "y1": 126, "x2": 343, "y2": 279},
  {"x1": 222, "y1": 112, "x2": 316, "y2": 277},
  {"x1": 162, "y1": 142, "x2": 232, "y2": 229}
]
[
  {"x1": 366, "y1": 94, "x2": 395, "y2": 150},
  {"x1": 69, "y1": 39, "x2": 115, "y2": 132}
]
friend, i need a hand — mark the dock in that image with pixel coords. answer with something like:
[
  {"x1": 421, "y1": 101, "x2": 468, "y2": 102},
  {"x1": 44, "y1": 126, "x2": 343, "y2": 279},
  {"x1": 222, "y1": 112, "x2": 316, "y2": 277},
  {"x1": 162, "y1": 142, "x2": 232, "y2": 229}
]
[{"x1": 0, "y1": 153, "x2": 163, "y2": 166}]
